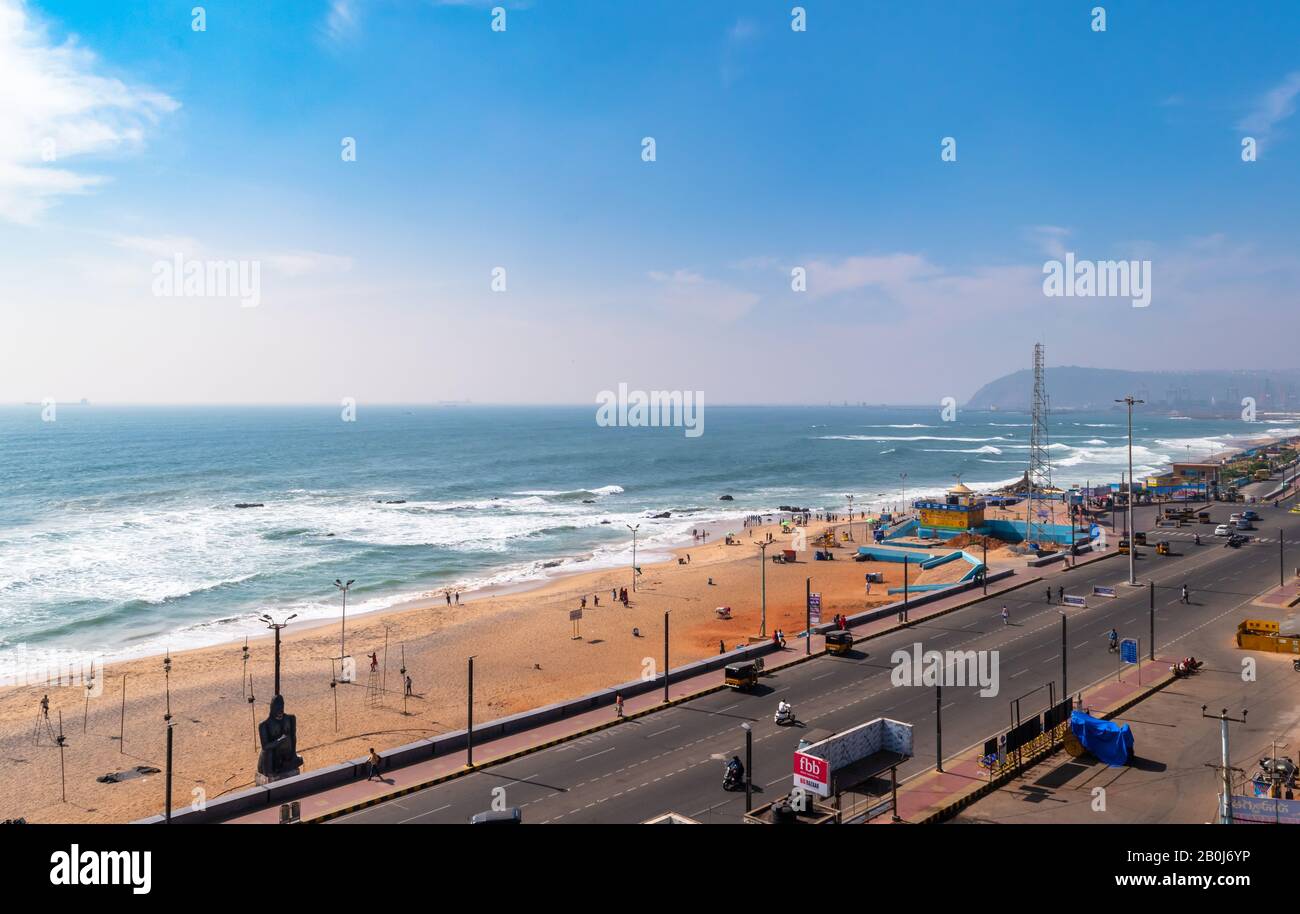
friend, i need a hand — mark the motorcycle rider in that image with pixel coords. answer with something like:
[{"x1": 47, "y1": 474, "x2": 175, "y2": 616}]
[
  {"x1": 776, "y1": 699, "x2": 793, "y2": 723},
  {"x1": 1194, "y1": 533, "x2": 1201, "y2": 546},
  {"x1": 725, "y1": 754, "x2": 745, "y2": 786}
]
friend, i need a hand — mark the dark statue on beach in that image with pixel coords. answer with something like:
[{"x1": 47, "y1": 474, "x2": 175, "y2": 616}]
[{"x1": 256, "y1": 694, "x2": 304, "y2": 781}]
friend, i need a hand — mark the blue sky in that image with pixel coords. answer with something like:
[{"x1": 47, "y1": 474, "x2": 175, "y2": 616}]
[{"x1": 3, "y1": 0, "x2": 1300, "y2": 404}]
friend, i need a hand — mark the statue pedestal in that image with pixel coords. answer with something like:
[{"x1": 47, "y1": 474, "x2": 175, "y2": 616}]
[{"x1": 255, "y1": 766, "x2": 301, "y2": 786}]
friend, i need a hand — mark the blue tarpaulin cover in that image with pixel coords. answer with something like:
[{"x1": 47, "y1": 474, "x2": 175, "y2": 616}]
[{"x1": 1069, "y1": 710, "x2": 1134, "y2": 767}]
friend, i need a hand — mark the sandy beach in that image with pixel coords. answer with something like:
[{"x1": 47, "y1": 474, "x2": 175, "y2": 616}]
[{"x1": 0, "y1": 515, "x2": 1016, "y2": 824}]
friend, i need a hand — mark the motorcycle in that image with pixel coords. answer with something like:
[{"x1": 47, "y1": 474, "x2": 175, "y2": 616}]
[
  {"x1": 722, "y1": 763, "x2": 745, "y2": 791},
  {"x1": 1293, "y1": 658, "x2": 1300, "y2": 672},
  {"x1": 1169, "y1": 658, "x2": 1204, "y2": 678},
  {"x1": 774, "y1": 705, "x2": 797, "y2": 726}
]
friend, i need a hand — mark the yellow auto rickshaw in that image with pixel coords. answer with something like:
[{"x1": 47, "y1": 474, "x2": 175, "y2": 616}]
[
  {"x1": 724, "y1": 661, "x2": 760, "y2": 691},
  {"x1": 825, "y1": 630, "x2": 854, "y2": 656},
  {"x1": 1118, "y1": 539, "x2": 1130, "y2": 555},
  {"x1": 1156, "y1": 540, "x2": 1171, "y2": 556}
]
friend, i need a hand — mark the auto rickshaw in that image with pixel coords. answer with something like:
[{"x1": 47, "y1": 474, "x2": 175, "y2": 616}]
[
  {"x1": 1156, "y1": 540, "x2": 1171, "y2": 556},
  {"x1": 1198, "y1": 512, "x2": 1213, "y2": 523},
  {"x1": 724, "y1": 661, "x2": 760, "y2": 691},
  {"x1": 825, "y1": 630, "x2": 854, "y2": 656},
  {"x1": 1118, "y1": 539, "x2": 1131, "y2": 555},
  {"x1": 1133, "y1": 531, "x2": 1147, "y2": 545}
]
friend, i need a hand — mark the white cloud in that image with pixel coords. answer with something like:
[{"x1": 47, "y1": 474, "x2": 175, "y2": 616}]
[
  {"x1": 0, "y1": 0, "x2": 178, "y2": 223},
  {"x1": 1237, "y1": 71, "x2": 1300, "y2": 144},
  {"x1": 647, "y1": 268, "x2": 759, "y2": 322},
  {"x1": 322, "y1": 0, "x2": 359, "y2": 43}
]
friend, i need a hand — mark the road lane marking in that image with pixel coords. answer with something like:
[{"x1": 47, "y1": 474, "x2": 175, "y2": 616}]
[
  {"x1": 575, "y1": 747, "x2": 616, "y2": 763},
  {"x1": 647, "y1": 725, "x2": 679, "y2": 738},
  {"x1": 398, "y1": 804, "x2": 451, "y2": 824}
]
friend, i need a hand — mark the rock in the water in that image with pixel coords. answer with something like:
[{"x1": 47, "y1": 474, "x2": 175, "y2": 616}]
[
  {"x1": 234, "y1": 502, "x2": 264, "y2": 509},
  {"x1": 719, "y1": 494, "x2": 734, "y2": 501}
]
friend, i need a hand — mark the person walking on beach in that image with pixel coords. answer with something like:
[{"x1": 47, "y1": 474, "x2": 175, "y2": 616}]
[
  {"x1": 594, "y1": 593, "x2": 599, "y2": 607},
  {"x1": 366, "y1": 747, "x2": 382, "y2": 781},
  {"x1": 454, "y1": 591, "x2": 460, "y2": 605},
  {"x1": 404, "y1": 675, "x2": 413, "y2": 698},
  {"x1": 445, "y1": 591, "x2": 451, "y2": 606},
  {"x1": 580, "y1": 595, "x2": 587, "y2": 610},
  {"x1": 719, "y1": 639, "x2": 725, "y2": 654}
]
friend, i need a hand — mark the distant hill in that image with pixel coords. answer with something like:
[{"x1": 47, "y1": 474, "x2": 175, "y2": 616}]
[{"x1": 965, "y1": 367, "x2": 1300, "y2": 415}]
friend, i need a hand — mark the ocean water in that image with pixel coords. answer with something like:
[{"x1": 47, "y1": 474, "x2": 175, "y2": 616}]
[{"x1": 0, "y1": 404, "x2": 1294, "y2": 669}]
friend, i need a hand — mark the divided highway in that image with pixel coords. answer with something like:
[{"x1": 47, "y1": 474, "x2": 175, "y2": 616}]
[{"x1": 333, "y1": 501, "x2": 1300, "y2": 824}]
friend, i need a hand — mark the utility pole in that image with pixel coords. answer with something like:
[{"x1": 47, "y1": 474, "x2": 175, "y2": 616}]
[
  {"x1": 805, "y1": 577, "x2": 811, "y2": 656},
  {"x1": 982, "y1": 538, "x2": 988, "y2": 595},
  {"x1": 1202, "y1": 706, "x2": 1247, "y2": 824},
  {"x1": 1059, "y1": 612, "x2": 1067, "y2": 698},
  {"x1": 626, "y1": 524, "x2": 640, "y2": 593},
  {"x1": 663, "y1": 611, "x2": 670, "y2": 703},
  {"x1": 754, "y1": 540, "x2": 770, "y2": 637},
  {"x1": 334, "y1": 578, "x2": 355, "y2": 674},
  {"x1": 467, "y1": 656, "x2": 476, "y2": 767},
  {"x1": 900, "y1": 473, "x2": 908, "y2": 517},
  {"x1": 1149, "y1": 581, "x2": 1155, "y2": 661},
  {"x1": 1115, "y1": 396, "x2": 1145, "y2": 586},
  {"x1": 935, "y1": 682, "x2": 943, "y2": 773},
  {"x1": 259, "y1": 612, "x2": 298, "y2": 697},
  {"x1": 742, "y1": 722, "x2": 753, "y2": 812}
]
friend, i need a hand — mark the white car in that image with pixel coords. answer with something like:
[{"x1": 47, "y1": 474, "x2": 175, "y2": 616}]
[
  {"x1": 1214, "y1": 524, "x2": 1232, "y2": 537},
  {"x1": 1229, "y1": 513, "x2": 1243, "y2": 523},
  {"x1": 1236, "y1": 519, "x2": 1253, "y2": 530}
]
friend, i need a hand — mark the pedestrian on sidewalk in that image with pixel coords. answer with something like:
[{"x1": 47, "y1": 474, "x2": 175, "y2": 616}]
[
  {"x1": 366, "y1": 747, "x2": 382, "y2": 781},
  {"x1": 615, "y1": 693, "x2": 624, "y2": 719}
]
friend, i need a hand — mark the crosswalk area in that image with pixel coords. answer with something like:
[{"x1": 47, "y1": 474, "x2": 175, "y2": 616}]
[{"x1": 1150, "y1": 528, "x2": 1279, "y2": 544}]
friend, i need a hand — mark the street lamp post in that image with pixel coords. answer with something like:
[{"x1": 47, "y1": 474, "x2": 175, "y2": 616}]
[
  {"x1": 1115, "y1": 396, "x2": 1144, "y2": 586},
  {"x1": 741, "y1": 722, "x2": 753, "y2": 812},
  {"x1": 259, "y1": 612, "x2": 298, "y2": 698},
  {"x1": 900, "y1": 473, "x2": 908, "y2": 517},
  {"x1": 333, "y1": 578, "x2": 355, "y2": 671},
  {"x1": 754, "y1": 541, "x2": 769, "y2": 638},
  {"x1": 846, "y1": 494, "x2": 854, "y2": 541},
  {"x1": 626, "y1": 524, "x2": 640, "y2": 593}
]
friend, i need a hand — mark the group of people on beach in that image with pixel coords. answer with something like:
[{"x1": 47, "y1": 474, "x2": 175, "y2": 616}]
[
  {"x1": 691, "y1": 528, "x2": 711, "y2": 542},
  {"x1": 444, "y1": 590, "x2": 460, "y2": 606}
]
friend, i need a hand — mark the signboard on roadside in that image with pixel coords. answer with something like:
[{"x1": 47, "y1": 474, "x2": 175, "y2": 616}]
[
  {"x1": 1231, "y1": 794, "x2": 1300, "y2": 825},
  {"x1": 1062, "y1": 594, "x2": 1087, "y2": 608},
  {"x1": 1120, "y1": 638, "x2": 1139, "y2": 665},
  {"x1": 1092, "y1": 585, "x2": 1117, "y2": 599},
  {"x1": 808, "y1": 592, "x2": 822, "y2": 624},
  {"x1": 793, "y1": 751, "x2": 830, "y2": 796}
]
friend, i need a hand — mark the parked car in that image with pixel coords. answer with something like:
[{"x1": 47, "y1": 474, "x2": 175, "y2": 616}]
[{"x1": 1214, "y1": 524, "x2": 1232, "y2": 537}]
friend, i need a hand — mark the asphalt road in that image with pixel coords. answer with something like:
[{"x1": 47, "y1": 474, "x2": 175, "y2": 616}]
[{"x1": 333, "y1": 499, "x2": 1300, "y2": 824}]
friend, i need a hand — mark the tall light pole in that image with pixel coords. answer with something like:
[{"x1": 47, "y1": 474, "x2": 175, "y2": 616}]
[
  {"x1": 754, "y1": 540, "x2": 770, "y2": 638},
  {"x1": 259, "y1": 612, "x2": 298, "y2": 698},
  {"x1": 900, "y1": 473, "x2": 908, "y2": 517},
  {"x1": 1115, "y1": 397, "x2": 1144, "y2": 586},
  {"x1": 626, "y1": 524, "x2": 640, "y2": 593},
  {"x1": 334, "y1": 579, "x2": 355, "y2": 668}
]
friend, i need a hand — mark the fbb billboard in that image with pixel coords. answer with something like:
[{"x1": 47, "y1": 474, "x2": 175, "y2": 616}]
[{"x1": 793, "y1": 751, "x2": 830, "y2": 797}]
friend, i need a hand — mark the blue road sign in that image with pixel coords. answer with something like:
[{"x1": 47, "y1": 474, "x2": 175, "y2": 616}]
[{"x1": 1120, "y1": 638, "x2": 1139, "y2": 664}]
